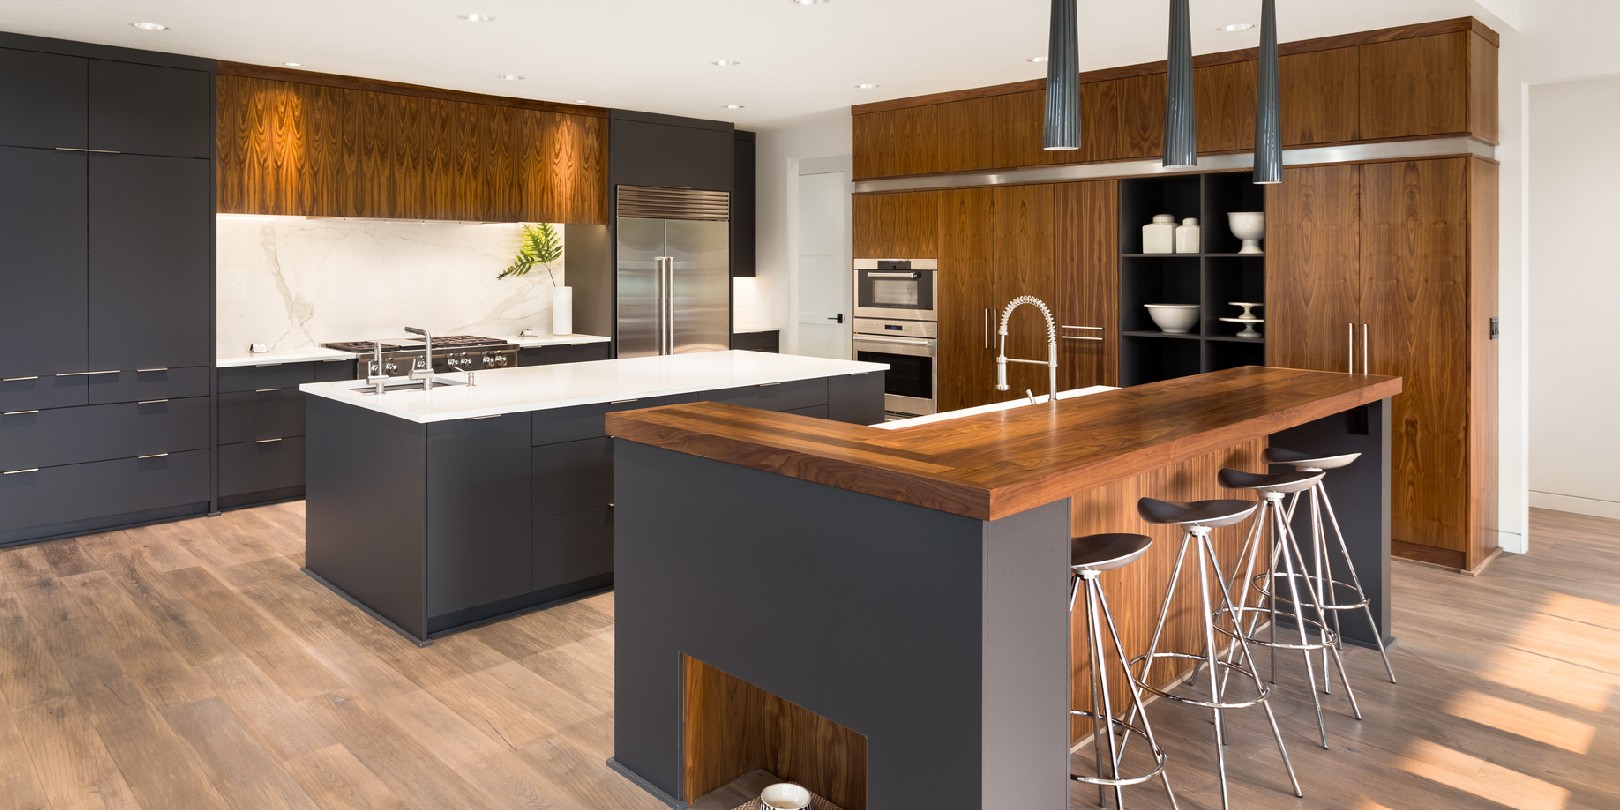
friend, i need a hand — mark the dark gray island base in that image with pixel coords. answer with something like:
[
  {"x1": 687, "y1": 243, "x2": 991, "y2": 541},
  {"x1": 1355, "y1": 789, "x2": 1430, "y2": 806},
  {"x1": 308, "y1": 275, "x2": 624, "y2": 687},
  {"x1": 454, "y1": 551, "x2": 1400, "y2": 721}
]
[
  {"x1": 302, "y1": 354, "x2": 885, "y2": 643},
  {"x1": 605, "y1": 367, "x2": 1401, "y2": 809}
]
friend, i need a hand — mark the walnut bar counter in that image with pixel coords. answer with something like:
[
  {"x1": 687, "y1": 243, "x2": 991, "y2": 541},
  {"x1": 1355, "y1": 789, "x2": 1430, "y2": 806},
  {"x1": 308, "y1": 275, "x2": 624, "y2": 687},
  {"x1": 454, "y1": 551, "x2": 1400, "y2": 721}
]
[{"x1": 605, "y1": 366, "x2": 1401, "y2": 810}]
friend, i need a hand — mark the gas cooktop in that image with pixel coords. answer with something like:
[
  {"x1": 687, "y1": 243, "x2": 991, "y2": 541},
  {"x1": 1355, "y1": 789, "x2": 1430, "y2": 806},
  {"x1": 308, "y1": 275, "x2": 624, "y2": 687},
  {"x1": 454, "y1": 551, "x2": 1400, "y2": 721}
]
[{"x1": 322, "y1": 335, "x2": 509, "y2": 353}]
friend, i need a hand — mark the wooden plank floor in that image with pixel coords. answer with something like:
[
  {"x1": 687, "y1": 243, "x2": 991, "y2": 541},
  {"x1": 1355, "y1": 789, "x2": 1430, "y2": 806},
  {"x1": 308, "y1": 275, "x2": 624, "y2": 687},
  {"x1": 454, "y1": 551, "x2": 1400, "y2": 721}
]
[{"x1": 1, "y1": 503, "x2": 1615, "y2": 809}]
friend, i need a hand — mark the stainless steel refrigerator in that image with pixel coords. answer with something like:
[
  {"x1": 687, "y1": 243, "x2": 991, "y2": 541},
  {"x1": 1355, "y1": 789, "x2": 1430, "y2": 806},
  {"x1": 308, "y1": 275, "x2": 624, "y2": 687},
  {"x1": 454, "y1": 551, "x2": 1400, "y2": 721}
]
[{"x1": 615, "y1": 186, "x2": 731, "y2": 357}]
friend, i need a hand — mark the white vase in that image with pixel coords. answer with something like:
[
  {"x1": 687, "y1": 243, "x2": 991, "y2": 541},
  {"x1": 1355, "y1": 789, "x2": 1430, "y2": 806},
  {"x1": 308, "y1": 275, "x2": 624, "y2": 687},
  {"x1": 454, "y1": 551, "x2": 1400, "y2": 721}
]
[
  {"x1": 1175, "y1": 217, "x2": 1200, "y2": 254},
  {"x1": 1143, "y1": 214, "x2": 1176, "y2": 254},
  {"x1": 551, "y1": 285, "x2": 573, "y2": 335},
  {"x1": 1228, "y1": 212, "x2": 1266, "y2": 255}
]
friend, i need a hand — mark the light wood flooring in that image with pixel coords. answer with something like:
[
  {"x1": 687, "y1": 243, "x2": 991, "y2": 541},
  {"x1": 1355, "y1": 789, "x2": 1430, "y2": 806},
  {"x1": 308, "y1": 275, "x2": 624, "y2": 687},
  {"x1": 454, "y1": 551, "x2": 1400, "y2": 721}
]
[{"x1": 0, "y1": 504, "x2": 1616, "y2": 809}]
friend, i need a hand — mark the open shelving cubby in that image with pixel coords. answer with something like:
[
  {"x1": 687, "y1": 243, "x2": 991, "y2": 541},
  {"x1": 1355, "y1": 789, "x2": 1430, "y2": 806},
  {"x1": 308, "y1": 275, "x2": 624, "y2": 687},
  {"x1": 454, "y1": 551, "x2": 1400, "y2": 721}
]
[{"x1": 1118, "y1": 171, "x2": 1268, "y2": 387}]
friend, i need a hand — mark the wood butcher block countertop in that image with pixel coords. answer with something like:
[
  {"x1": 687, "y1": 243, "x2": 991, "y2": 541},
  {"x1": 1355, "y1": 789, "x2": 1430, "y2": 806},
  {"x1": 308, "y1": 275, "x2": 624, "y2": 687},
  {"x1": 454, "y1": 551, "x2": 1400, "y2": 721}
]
[{"x1": 606, "y1": 366, "x2": 1402, "y2": 521}]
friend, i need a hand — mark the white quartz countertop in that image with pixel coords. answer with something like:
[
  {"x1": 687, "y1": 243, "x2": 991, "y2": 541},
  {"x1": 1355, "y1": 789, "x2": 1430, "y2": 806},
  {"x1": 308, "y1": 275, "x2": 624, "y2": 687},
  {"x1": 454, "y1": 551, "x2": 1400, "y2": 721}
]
[
  {"x1": 300, "y1": 350, "x2": 887, "y2": 423},
  {"x1": 217, "y1": 333, "x2": 610, "y2": 367}
]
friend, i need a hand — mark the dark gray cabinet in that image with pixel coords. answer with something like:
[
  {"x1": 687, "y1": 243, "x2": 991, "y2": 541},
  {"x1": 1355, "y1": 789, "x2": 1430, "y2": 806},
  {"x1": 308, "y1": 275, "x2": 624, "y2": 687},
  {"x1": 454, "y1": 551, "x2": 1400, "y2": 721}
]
[
  {"x1": 0, "y1": 398, "x2": 208, "y2": 470},
  {"x1": 88, "y1": 154, "x2": 212, "y2": 371},
  {"x1": 0, "y1": 48, "x2": 87, "y2": 149},
  {"x1": 534, "y1": 506, "x2": 613, "y2": 593},
  {"x1": 609, "y1": 110, "x2": 735, "y2": 191},
  {"x1": 88, "y1": 60, "x2": 212, "y2": 158},
  {"x1": 215, "y1": 359, "x2": 353, "y2": 509},
  {"x1": 730, "y1": 329, "x2": 779, "y2": 353},
  {"x1": 0, "y1": 450, "x2": 208, "y2": 539},
  {"x1": 731, "y1": 131, "x2": 756, "y2": 277},
  {"x1": 0, "y1": 147, "x2": 88, "y2": 378},
  {"x1": 515, "y1": 341, "x2": 613, "y2": 368},
  {"x1": 426, "y1": 414, "x2": 533, "y2": 617}
]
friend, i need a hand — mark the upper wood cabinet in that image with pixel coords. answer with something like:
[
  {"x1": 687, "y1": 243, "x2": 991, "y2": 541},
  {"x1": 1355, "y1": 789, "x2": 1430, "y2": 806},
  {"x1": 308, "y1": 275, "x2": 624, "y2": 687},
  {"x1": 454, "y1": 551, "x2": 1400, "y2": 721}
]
[
  {"x1": 216, "y1": 72, "x2": 607, "y2": 223},
  {"x1": 851, "y1": 18, "x2": 1498, "y2": 180},
  {"x1": 852, "y1": 192, "x2": 939, "y2": 258},
  {"x1": 1054, "y1": 180, "x2": 1119, "y2": 389}
]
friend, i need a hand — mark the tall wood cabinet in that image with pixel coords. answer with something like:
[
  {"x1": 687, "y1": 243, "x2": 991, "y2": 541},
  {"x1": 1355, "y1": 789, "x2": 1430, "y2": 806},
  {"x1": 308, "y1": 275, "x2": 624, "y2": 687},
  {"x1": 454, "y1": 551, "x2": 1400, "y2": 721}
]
[{"x1": 1269, "y1": 157, "x2": 1498, "y2": 570}]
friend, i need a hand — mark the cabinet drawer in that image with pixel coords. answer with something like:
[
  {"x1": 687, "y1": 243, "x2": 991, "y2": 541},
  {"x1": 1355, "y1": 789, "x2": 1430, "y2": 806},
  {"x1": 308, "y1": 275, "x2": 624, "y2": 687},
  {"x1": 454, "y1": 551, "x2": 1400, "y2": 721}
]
[
  {"x1": 218, "y1": 436, "x2": 305, "y2": 498},
  {"x1": 0, "y1": 397, "x2": 208, "y2": 470},
  {"x1": 0, "y1": 449, "x2": 207, "y2": 533},
  {"x1": 784, "y1": 403, "x2": 829, "y2": 420},
  {"x1": 0, "y1": 374, "x2": 87, "y2": 413},
  {"x1": 532, "y1": 438, "x2": 611, "y2": 516},
  {"x1": 218, "y1": 363, "x2": 316, "y2": 393},
  {"x1": 531, "y1": 392, "x2": 698, "y2": 446},
  {"x1": 218, "y1": 389, "x2": 305, "y2": 444},
  {"x1": 730, "y1": 330, "x2": 780, "y2": 352},
  {"x1": 516, "y1": 348, "x2": 547, "y2": 368},
  {"x1": 532, "y1": 505, "x2": 614, "y2": 592},
  {"x1": 313, "y1": 359, "x2": 358, "y2": 382},
  {"x1": 544, "y1": 342, "x2": 611, "y2": 365},
  {"x1": 86, "y1": 366, "x2": 209, "y2": 404},
  {"x1": 704, "y1": 378, "x2": 828, "y2": 412}
]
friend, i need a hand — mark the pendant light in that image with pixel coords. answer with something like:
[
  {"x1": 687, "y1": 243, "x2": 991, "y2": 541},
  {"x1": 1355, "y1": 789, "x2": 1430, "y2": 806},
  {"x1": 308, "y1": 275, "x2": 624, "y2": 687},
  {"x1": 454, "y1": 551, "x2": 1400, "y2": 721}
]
[
  {"x1": 1163, "y1": 0, "x2": 1196, "y2": 166},
  {"x1": 1042, "y1": 0, "x2": 1080, "y2": 150},
  {"x1": 1253, "y1": 0, "x2": 1282, "y2": 183}
]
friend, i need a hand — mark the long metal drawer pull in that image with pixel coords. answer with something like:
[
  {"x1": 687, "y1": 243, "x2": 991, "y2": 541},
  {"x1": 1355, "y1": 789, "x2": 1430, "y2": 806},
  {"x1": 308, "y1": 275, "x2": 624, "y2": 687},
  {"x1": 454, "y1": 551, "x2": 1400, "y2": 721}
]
[
  {"x1": 3, "y1": 468, "x2": 40, "y2": 475},
  {"x1": 609, "y1": 398, "x2": 640, "y2": 405},
  {"x1": 757, "y1": 381, "x2": 781, "y2": 387},
  {"x1": 254, "y1": 437, "x2": 284, "y2": 443},
  {"x1": 2, "y1": 376, "x2": 39, "y2": 382},
  {"x1": 137, "y1": 399, "x2": 169, "y2": 405},
  {"x1": 137, "y1": 453, "x2": 169, "y2": 459},
  {"x1": 1061, "y1": 325, "x2": 1103, "y2": 330},
  {"x1": 1061, "y1": 335, "x2": 1105, "y2": 341},
  {"x1": 254, "y1": 387, "x2": 280, "y2": 393},
  {"x1": 60, "y1": 370, "x2": 119, "y2": 376},
  {"x1": 866, "y1": 271, "x2": 921, "y2": 279},
  {"x1": 3, "y1": 410, "x2": 41, "y2": 416},
  {"x1": 467, "y1": 415, "x2": 502, "y2": 420},
  {"x1": 137, "y1": 367, "x2": 169, "y2": 373}
]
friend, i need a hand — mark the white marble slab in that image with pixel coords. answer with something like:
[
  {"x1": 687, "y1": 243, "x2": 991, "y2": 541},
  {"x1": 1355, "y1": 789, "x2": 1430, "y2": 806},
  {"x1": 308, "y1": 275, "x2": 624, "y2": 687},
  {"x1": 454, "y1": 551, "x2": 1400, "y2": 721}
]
[
  {"x1": 301, "y1": 351, "x2": 887, "y2": 424},
  {"x1": 507, "y1": 333, "x2": 612, "y2": 349},
  {"x1": 217, "y1": 347, "x2": 361, "y2": 367},
  {"x1": 217, "y1": 216, "x2": 569, "y2": 357},
  {"x1": 871, "y1": 386, "x2": 1118, "y2": 429}
]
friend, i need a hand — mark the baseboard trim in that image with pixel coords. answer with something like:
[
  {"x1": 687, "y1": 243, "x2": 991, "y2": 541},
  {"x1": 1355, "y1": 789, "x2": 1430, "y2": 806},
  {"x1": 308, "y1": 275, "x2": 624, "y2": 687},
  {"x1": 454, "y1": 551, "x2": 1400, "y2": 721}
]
[{"x1": 1529, "y1": 491, "x2": 1620, "y2": 521}]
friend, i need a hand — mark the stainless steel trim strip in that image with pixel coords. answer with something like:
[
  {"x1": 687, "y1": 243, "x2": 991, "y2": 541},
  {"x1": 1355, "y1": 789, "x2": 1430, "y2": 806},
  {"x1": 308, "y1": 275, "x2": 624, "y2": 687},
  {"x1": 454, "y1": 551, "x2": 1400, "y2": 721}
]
[
  {"x1": 617, "y1": 186, "x2": 731, "y2": 221},
  {"x1": 851, "y1": 136, "x2": 1497, "y2": 194}
]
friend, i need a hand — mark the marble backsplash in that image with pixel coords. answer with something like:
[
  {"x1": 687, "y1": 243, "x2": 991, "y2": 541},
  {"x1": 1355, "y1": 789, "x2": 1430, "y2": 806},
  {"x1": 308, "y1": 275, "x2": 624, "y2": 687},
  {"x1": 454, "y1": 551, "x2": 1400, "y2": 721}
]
[{"x1": 216, "y1": 216, "x2": 565, "y2": 354}]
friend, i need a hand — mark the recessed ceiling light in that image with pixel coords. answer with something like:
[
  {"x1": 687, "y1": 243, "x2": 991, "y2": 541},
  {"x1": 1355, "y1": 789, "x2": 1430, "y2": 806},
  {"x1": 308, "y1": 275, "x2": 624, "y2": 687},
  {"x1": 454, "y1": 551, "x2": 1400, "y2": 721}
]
[
  {"x1": 457, "y1": 13, "x2": 496, "y2": 22},
  {"x1": 129, "y1": 22, "x2": 168, "y2": 31},
  {"x1": 721, "y1": 104, "x2": 746, "y2": 110},
  {"x1": 1218, "y1": 23, "x2": 1255, "y2": 32},
  {"x1": 283, "y1": 61, "x2": 303, "y2": 68},
  {"x1": 574, "y1": 99, "x2": 590, "y2": 104},
  {"x1": 791, "y1": 0, "x2": 829, "y2": 5},
  {"x1": 497, "y1": 74, "x2": 525, "y2": 81},
  {"x1": 855, "y1": 82, "x2": 880, "y2": 90},
  {"x1": 711, "y1": 59, "x2": 742, "y2": 67},
  {"x1": 1027, "y1": 55, "x2": 1049, "y2": 63}
]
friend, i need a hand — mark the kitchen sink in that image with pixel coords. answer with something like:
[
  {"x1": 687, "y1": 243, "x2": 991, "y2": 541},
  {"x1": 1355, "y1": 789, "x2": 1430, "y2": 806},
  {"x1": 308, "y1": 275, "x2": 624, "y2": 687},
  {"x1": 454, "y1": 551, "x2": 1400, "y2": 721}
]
[{"x1": 357, "y1": 377, "x2": 467, "y2": 395}]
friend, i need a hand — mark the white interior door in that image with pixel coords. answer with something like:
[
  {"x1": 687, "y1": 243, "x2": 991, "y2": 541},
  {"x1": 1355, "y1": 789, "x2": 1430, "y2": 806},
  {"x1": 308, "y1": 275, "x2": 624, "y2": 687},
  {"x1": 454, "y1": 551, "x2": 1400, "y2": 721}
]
[{"x1": 795, "y1": 171, "x2": 851, "y2": 359}]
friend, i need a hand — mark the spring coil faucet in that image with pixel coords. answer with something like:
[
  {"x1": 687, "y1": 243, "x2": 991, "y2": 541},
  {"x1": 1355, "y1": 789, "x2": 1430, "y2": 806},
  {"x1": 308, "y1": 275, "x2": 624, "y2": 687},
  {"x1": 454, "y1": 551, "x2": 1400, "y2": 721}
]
[{"x1": 995, "y1": 295, "x2": 1059, "y2": 404}]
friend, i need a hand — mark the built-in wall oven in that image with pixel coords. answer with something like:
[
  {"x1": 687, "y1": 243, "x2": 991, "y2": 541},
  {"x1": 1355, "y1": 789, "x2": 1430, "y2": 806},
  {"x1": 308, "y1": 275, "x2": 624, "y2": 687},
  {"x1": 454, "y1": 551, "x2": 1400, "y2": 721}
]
[
  {"x1": 854, "y1": 259, "x2": 937, "y2": 321},
  {"x1": 853, "y1": 318, "x2": 937, "y2": 417}
]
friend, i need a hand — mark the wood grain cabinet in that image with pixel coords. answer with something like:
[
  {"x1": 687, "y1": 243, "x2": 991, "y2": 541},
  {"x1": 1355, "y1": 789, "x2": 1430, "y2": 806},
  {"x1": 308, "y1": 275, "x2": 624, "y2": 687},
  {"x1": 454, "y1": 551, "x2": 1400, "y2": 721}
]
[
  {"x1": 852, "y1": 191, "x2": 939, "y2": 259},
  {"x1": 216, "y1": 69, "x2": 609, "y2": 223},
  {"x1": 1268, "y1": 157, "x2": 1497, "y2": 571}
]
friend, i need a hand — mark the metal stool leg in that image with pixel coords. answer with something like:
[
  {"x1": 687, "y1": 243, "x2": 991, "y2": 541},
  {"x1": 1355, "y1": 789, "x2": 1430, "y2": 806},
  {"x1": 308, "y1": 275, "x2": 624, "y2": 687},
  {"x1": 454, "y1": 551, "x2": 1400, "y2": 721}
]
[
  {"x1": 1278, "y1": 501, "x2": 1364, "y2": 724},
  {"x1": 1119, "y1": 534, "x2": 1192, "y2": 752},
  {"x1": 1098, "y1": 584, "x2": 1179, "y2": 810},
  {"x1": 1271, "y1": 495, "x2": 1329, "y2": 748},
  {"x1": 1192, "y1": 531, "x2": 1233, "y2": 808},
  {"x1": 1084, "y1": 574, "x2": 1125, "y2": 808},
  {"x1": 1319, "y1": 482, "x2": 1399, "y2": 683}
]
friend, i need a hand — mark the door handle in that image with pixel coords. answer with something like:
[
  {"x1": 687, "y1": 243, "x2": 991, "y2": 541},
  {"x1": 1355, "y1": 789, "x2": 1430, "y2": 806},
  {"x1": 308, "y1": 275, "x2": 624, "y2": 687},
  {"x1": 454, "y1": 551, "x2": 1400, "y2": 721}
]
[
  {"x1": 1347, "y1": 323, "x2": 1355, "y2": 374},
  {"x1": 1362, "y1": 323, "x2": 1369, "y2": 376},
  {"x1": 983, "y1": 309, "x2": 989, "y2": 349},
  {"x1": 827, "y1": 314, "x2": 845, "y2": 323}
]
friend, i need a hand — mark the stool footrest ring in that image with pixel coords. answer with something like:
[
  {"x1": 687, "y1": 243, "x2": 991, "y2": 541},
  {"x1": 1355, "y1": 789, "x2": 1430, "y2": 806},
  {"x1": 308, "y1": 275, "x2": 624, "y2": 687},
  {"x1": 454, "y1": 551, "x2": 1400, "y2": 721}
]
[
  {"x1": 1066, "y1": 712, "x2": 1169, "y2": 789},
  {"x1": 1213, "y1": 605, "x2": 1338, "y2": 651},
  {"x1": 1250, "y1": 572, "x2": 1370, "y2": 611},
  {"x1": 1127, "y1": 652, "x2": 1273, "y2": 710}
]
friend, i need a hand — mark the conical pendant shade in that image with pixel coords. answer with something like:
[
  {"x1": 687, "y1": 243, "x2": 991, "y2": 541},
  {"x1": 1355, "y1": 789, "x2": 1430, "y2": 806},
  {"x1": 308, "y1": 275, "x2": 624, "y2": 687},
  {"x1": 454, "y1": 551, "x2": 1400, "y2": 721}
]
[
  {"x1": 1163, "y1": 0, "x2": 1197, "y2": 166},
  {"x1": 1254, "y1": 0, "x2": 1283, "y2": 183},
  {"x1": 1043, "y1": 0, "x2": 1080, "y2": 150}
]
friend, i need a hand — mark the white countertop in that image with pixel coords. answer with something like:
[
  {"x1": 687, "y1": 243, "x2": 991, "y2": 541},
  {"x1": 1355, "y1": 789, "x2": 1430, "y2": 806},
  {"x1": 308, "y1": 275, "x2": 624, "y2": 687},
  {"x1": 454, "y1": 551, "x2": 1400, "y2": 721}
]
[
  {"x1": 216, "y1": 333, "x2": 610, "y2": 367},
  {"x1": 300, "y1": 350, "x2": 887, "y2": 423},
  {"x1": 872, "y1": 386, "x2": 1118, "y2": 429}
]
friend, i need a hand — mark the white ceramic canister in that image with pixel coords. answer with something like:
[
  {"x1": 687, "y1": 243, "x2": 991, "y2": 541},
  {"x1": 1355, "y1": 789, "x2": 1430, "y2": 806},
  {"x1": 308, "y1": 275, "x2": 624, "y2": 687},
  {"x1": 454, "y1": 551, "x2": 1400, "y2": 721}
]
[
  {"x1": 1175, "y1": 216, "x2": 1200, "y2": 254},
  {"x1": 1143, "y1": 214, "x2": 1176, "y2": 254}
]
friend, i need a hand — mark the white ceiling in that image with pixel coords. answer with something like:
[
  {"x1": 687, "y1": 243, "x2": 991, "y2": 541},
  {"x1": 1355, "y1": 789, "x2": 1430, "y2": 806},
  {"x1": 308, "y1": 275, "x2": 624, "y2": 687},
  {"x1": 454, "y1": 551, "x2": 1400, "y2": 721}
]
[{"x1": 4, "y1": 1, "x2": 1509, "y2": 131}]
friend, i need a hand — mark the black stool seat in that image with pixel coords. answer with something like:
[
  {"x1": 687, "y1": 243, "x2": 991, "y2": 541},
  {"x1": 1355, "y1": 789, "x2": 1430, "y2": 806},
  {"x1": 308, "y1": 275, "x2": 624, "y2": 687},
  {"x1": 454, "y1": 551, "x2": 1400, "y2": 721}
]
[
  {"x1": 1218, "y1": 467, "x2": 1323, "y2": 495},
  {"x1": 1071, "y1": 533, "x2": 1152, "y2": 572},
  {"x1": 1265, "y1": 446, "x2": 1361, "y2": 471},
  {"x1": 1137, "y1": 498, "x2": 1256, "y2": 528}
]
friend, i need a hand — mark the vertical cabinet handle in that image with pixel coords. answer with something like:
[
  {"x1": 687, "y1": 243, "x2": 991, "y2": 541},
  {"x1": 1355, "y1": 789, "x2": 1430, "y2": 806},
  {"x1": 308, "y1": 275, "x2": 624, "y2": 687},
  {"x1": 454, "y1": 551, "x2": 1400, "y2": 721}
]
[
  {"x1": 1347, "y1": 323, "x2": 1354, "y2": 374},
  {"x1": 1362, "y1": 323, "x2": 1369, "y2": 376},
  {"x1": 983, "y1": 309, "x2": 989, "y2": 349}
]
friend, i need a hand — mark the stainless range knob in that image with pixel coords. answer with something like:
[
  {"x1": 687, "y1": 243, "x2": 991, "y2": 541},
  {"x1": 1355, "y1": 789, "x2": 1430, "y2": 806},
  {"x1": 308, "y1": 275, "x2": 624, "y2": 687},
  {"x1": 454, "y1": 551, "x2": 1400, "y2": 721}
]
[
  {"x1": 495, "y1": 356, "x2": 509, "y2": 367},
  {"x1": 384, "y1": 361, "x2": 398, "y2": 373}
]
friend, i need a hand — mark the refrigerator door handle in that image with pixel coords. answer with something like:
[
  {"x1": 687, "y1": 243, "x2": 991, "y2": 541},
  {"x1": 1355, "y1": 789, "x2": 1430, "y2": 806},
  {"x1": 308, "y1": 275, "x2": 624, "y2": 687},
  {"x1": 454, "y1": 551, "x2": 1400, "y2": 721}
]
[{"x1": 657, "y1": 257, "x2": 669, "y2": 355}]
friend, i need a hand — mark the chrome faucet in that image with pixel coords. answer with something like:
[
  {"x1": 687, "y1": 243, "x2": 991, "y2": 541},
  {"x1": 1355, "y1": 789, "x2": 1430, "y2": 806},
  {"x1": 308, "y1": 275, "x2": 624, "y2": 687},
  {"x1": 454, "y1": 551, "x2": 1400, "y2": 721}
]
[
  {"x1": 403, "y1": 326, "x2": 434, "y2": 390},
  {"x1": 994, "y1": 295, "x2": 1058, "y2": 405},
  {"x1": 367, "y1": 341, "x2": 389, "y2": 395}
]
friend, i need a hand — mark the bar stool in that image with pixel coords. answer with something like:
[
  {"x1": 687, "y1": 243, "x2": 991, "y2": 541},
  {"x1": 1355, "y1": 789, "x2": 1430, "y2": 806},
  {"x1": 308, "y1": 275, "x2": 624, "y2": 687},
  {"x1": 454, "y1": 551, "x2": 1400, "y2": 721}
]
[
  {"x1": 1266, "y1": 447, "x2": 1398, "y2": 685},
  {"x1": 1217, "y1": 468, "x2": 1362, "y2": 751},
  {"x1": 1129, "y1": 499, "x2": 1301, "y2": 810},
  {"x1": 1067, "y1": 533, "x2": 1176, "y2": 809}
]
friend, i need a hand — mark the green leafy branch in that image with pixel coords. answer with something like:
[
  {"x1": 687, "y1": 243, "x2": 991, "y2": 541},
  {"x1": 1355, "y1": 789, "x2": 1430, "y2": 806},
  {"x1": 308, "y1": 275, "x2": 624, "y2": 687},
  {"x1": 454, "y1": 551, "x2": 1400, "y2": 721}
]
[{"x1": 498, "y1": 223, "x2": 564, "y2": 283}]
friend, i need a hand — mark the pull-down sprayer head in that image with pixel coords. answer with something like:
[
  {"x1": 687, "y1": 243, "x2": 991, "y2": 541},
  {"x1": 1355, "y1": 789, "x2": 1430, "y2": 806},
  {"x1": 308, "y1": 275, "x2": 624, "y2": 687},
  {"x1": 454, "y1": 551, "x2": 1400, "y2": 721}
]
[{"x1": 995, "y1": 296, "x2": 1058, "y2": 398}]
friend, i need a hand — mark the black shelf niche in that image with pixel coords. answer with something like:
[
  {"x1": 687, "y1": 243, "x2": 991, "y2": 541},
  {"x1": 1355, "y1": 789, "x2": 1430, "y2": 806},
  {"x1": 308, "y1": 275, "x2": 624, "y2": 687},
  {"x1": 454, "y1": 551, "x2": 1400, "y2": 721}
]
[{"x1": 1118, "y1": 171, "x2": 1268, "y2": 387}]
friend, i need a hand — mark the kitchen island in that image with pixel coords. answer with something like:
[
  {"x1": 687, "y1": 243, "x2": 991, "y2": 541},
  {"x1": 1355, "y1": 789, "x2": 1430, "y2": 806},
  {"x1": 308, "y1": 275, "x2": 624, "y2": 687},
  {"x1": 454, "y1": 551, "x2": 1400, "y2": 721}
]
[
  {"x1": 299, "y1": 351, "x2": 885, "y2": 642},
  {"x1": 605, "y1": 366, "x2": 1400, "y2": 810}
]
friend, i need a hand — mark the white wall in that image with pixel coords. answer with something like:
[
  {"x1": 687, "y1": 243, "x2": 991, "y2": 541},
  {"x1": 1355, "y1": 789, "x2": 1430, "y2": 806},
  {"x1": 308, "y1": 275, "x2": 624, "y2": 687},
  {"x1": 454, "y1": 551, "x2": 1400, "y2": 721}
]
[
  {"x1": 1526, "y1": 75, "x2": 1620, "y2": 519},
  {"x1": 749, "y1": 112, "x2": 854, "y2": 352},
  {"x1": 216, "y1": 217, "x2": 562, "y2": 353}
]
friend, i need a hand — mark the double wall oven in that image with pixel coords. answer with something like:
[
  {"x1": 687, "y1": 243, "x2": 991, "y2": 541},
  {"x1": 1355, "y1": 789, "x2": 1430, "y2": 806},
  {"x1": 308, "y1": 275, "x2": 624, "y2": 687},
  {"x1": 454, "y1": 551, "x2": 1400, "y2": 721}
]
[{"x1": 852, "y1": 259, "x2": 938, "y2": 418}]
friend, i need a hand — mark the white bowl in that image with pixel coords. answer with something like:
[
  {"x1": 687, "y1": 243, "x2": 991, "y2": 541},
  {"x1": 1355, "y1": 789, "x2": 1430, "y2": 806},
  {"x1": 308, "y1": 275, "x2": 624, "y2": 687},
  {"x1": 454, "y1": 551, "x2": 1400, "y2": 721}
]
[
  {"x1": 761, "y1": 783, "x2": 812, "y2": 810},
  {"x1": 1227, "y1": 212, "x2": 1266, "y2": 254},
  {"x1": 1145, "y1": 304, "x2": 1200, "y2": 334}
]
